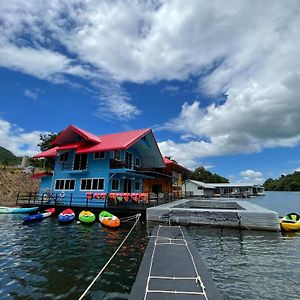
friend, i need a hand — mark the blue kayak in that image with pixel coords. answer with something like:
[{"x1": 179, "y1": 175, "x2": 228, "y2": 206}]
[
  {"x1": 0, "y1": 206, "x2": 39, "y2": 214},
  {"x1": 58, "y1": 208, "x2": 75, "y2": 223},
  {"x1": 23, "y1": 208, "x2": 55, "y2": 223}
]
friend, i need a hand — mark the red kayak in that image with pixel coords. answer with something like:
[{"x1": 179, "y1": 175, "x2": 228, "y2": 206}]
[{"x1": 58, "y1": 208, "x2": 75, "y2": 223}]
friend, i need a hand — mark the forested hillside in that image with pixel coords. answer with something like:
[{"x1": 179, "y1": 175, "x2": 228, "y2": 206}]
[
  {"x1": 264, "y1": 172, "x2": 300, "y2": 191},
  {"x1": 0, "y1": 147, "x2": 22, "y2": 166}
]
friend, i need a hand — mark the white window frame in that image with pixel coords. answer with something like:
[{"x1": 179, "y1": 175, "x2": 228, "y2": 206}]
[
  {"x1": 135, "y1": 180, "x2": 140, "y2": 191},
  {"x1": 135, "y1": 157, "x2": 141, "y2": 166},
  {"x1": 54, "y1": 179, "x2": 75, "y2": 191},
  {"x1": 59, "y1": 152, "x2": 69, "y2": 162},
  {"x1": 113, "y1": 150, "x2": 121, "y2": 161},
  {"x1": 94, "y1": 151, "x2": 105, "y2": 160},
  {"x1": 80, "y1": 178, "x2": 105, "y2": 191},
  {"x1": 111, "y1": 179, "x2": 120, "y2": 191}
]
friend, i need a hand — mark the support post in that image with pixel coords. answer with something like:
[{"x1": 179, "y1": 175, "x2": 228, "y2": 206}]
[{"x1": 16, "y1": 192, "x2": 19, "y2": 206}]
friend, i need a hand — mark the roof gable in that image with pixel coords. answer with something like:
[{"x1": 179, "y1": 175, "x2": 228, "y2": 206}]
[{"x1": 52, "y1": 125, "x2": 101, "y2": 146}]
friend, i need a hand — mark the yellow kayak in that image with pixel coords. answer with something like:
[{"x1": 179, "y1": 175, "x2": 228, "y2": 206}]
[{"x1": 280, "y1": 213, "x2": 300, "y2": 231}]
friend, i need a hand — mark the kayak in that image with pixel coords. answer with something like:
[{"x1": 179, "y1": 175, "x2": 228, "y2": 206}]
[
  {"x1": 23, "y1": 208, "x2": 56, "y2": 223},
  {"x1": 79, "y1": 210, "x2": 96, "y2": 224},
  {"x1": 59, "y1": 208, "x2": 75, "y2": 223},
  {"x1": 280, "y1": 213, "x2": 300, "y2": 231},
  {"x1": 99, "y1": 211, "x2": 120, "y2": 228},
  {"x1": 0, "y1": 206, "x2": 39, "y2": 214}
]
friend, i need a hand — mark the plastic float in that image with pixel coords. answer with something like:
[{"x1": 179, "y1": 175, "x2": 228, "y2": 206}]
[
  {"x1": 99, "y1": 210, "x2": 120, "y2": 228},
  {"x1": 0, "y1": 206, "x2": 39, "y2": 214},
  {"x1": 280, "y1": 213, "x2": 300, "y2": 231},
  {"x1": 23, "y1": 208, "x2": 55, "y2": 223},
  {"x1": 58, "y1": 208, "x2": 75, "y2": 223},
  {"x1": 79, "y1": 210, "x2": 96, "y2": 224}
]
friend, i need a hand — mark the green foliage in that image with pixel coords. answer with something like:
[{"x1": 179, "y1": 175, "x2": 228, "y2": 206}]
[
  {"x1": 190, "y1": 166, "x2": 229, "y2": 183},
  {"x1": 0, "y1": 146, "x2": 22, "y2": 166},
  {"x1": 37, "y1": 133, "x2": 58, "y2": 151},
  {"x1": 35, "y1": 133, "x2": 57, "y2": 171},
  {"x1": 263, "y1": 172, "x2": 300, "y2": 191}
]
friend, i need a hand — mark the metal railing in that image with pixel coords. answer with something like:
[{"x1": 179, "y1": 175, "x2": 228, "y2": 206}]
[
  {"x1": 16, "y1": 191, "x2": 193, "y2": 209},
  {"x1": 62, "y1": 162, "x2": 88, "y2": 171}
]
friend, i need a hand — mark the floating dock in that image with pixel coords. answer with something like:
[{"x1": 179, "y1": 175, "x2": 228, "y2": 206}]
[
  {"x1": 129, "y1": 225, "x2": 223, "y2": 299},
  {"x1": 147, "y1": 199, "x2": 280, "y2": 231}
]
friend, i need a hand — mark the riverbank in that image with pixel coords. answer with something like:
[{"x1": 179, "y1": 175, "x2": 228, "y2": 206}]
[{"x1": 0, "y1": 170, "x2": 39, "y2": 206}]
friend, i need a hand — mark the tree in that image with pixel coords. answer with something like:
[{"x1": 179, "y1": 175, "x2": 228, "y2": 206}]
[
  {"x1": 190, "y1": 166, "x2": 229, "y2": 183},
  {"x1": 36, "y1": 133, "x2": 57, "y2": 171},
  {"x1": 37, "y1": 133, "x2": 58, "y2": 152},
  {"x1": 263, "y1": 172, "x2": 300, "y2": 191}
]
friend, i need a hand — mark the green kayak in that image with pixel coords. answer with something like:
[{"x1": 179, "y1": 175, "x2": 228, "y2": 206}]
[
  {"x1": 99, "y1": 210, "x2": 120, "y2": 228},
  {"x1": 79, "y1": 210, "x2": 96, "y2": 224}
]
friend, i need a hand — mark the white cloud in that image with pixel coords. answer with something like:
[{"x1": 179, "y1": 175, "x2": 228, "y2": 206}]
[
  {"x1": 240, "y1": 169, "x2": 263, "y2": 178},
  {"x1": 0, "y1": 0, "x2": 300, "y2": 133},
  {"x1": 0, "y1": 118, "x2": 47, "y2": 156},
  {"x1": 23, "y1": 89, "x2": 39, "y2": 100},
  {"x1": 239, "y1": 169, "x2": 264, "y2": 184}
]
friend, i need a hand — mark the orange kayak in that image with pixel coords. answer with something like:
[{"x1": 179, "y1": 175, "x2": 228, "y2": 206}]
[{"x1": 99, "y1": 211, "x2": 120, "y2": 228}]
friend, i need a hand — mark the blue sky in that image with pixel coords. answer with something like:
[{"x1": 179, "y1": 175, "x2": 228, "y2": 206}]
[{"x1": 1, "y1": 0, "x2": 300, "y2": 183}]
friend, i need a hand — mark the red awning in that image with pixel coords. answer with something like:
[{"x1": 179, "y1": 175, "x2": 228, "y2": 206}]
[{"x1": 31, "y1": 172, "x2": 53, "y2": 179}]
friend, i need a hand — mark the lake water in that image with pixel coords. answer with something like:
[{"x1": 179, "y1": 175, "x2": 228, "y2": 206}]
[{"x1": 0, "y1": 191, "x2": 299, "y2": 299}]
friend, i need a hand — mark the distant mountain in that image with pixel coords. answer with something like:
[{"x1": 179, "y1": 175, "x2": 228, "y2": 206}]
[
  {"x1": 0, "y1": 146, "x2": 22, "y2": 166},
  {"x1": 264, "y1": 172, "x2": 300, "y2": 191},
  {"x1": 190, "y1": 166, "x2": 229, "y2": 183}
]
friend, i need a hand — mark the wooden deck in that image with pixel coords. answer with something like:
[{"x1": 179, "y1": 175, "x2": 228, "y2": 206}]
[{"x1": 129, "y1": 225, "x2": 223, "y2": 299}]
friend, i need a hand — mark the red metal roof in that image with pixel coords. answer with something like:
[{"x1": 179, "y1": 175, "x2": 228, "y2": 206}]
[
  {"x1": 33, "y1": 127, "x2": 152, "y2": 157},
  {"x1": 76, "y1": 128, "x2": 151, "y2": 153},
  {"x1": 31, "y1": 172, "x2": 53, "y2": 179},
  {"x1": 58, "y1": 141, "x2": 90, "y2": 151},
  {"x1": 163, "y1": 157, "x2": 191, "y2": 173},
  {"x1": 52, "y1": 125, "x2": 101, "y2": 146},
  {"x1": 33, "y1": 147, "x2": 58, "y2": 158}
]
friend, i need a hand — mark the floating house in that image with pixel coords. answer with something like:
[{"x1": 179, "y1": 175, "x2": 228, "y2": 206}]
[
  {"x1": 183, "y1": 180, "x2": 265, "y2": 198},
  {"x1": 143, "y1": 157, "x2": 191, "y2": 196},
  {"x1": 32, "y1": 125, "x2": 188, "y2": 208}
]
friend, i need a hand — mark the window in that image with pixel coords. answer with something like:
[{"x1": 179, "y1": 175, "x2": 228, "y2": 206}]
[
  {"x1": 113, "y1": 150, "x2": 121, "y2": 160},
  {"x1": 112, "y1": 179, "x2": 120, "y2": 191},
  {"x1": 59, "y1": 152, "x2": 69, "y2": 162},
  {"x1": 81, "y1": 178, "x2": 104, "y2": 190},
  {"x1": 55, "y1": 179, "x2": 75, "y2": 190},
  {"x1": 135, "y1": 157, "x2": 141, "y2": 166},
  {"x1": 94, "y1": 152, "x2": 105, "y2": 159},
  {"x1": 135, "y1": 180, "x2": 140, "y2": 191}
]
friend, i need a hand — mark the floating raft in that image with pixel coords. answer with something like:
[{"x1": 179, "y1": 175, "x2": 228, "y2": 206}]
[
  {"x1": 147, "y1": 199, "x2": 280, "y2": 231},
  {"x1": 129, "y1": 225, "x2": 223, "y2": 300}
]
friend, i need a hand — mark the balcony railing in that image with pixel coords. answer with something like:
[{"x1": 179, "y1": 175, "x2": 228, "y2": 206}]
[
  {"x1": 109, "y1": 159, "x2": 131, "y2": 169},
  {"x1": 61, "y1": 162, "x2": 88, "y2": 171}
]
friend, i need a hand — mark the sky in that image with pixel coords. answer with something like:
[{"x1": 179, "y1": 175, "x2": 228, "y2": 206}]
[{"x1": 0, "y1": 0, "x2": 300, "y2": 184}]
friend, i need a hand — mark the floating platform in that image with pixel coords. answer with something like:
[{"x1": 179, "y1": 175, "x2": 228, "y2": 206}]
[
  {"x1": 147, "y1": 199, "x2": 280, "y2": 231},
  {"x1": 129, "y1": 225, "x2": 223, "y2": 299}
]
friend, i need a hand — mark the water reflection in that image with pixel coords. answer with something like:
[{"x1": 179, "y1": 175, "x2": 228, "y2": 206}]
[
  {"x1": 0, "y1": 216, "x2": 148, "y2": 299},
  {"x1": 188, "y1": 225, "x2": 300, "y2": 300}
]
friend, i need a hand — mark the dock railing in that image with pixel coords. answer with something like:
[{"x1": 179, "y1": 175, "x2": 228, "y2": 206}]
[{"x1": 16, "y1": 191, "x2": 193, "y2": 209}]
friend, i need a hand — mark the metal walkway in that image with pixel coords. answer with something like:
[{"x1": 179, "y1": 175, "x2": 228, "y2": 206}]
[{"x1": 129, "y1": 225, "x2": 223, "y2": 299}]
